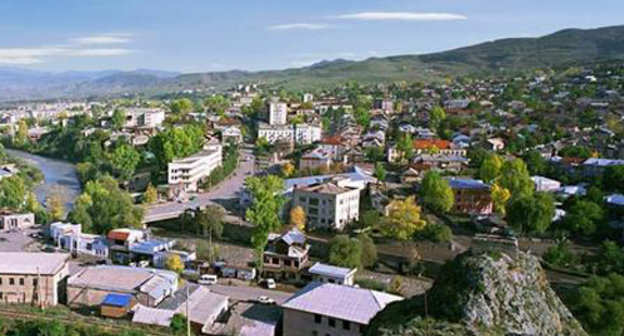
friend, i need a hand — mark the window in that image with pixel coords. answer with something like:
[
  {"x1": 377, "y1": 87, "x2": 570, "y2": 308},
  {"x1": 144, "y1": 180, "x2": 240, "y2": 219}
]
[
  {"x1": 284, "y1": 260, "x2": 291, "y2": 267},
  {"x1": 19, "y1": 278, "x2": 24, "y2": 286},
  {"x1": 309, "y1": 198, "x2": 319, "y2": 206},
  {"x1": 309, "y1": 208, "x2": 318, "y2": 215},
  {"x1": 0, "y1": 278, "x2": 2, "y2": 285},
  {"x1": 329, "y1": 318, "x2": 336, "y2": 327},
  {"x1": 314, "y1": 314, "x2": 322, "y2": 324},
  {"x1": 299, "y1": 197, "x2": 306, "y2": 202},
  {"x1": 272, "y1": 258, "x2": 279, "y2": 264},
  {"x1": 33, "y1": 279, "x2": 38, "y2": 287},
  {"x1": 9, "y1": 278, "x2": 14, "y2": 285},
  {"x1": 343, "y1": 321, "x2": 351, "y2": 330}
]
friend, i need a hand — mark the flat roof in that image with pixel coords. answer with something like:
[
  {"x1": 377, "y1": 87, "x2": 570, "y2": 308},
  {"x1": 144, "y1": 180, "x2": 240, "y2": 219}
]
[
  {"x1": 308, "y1": 262, "x2": 356, "y2": 279},
  {"x1": 0, "y1": 252, "x2": 69, "y2": 275}
]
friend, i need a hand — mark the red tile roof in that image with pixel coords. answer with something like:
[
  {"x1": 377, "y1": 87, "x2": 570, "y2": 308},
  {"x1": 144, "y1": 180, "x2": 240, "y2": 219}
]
[
  {"x1": 107, "y1": 230, "x2": 130, "y2": 241},
  {"x1": 413, "y1": 139, "x2": 450, "y2": 150},
  {"x1": 321, "y1": 135, "x2": 344, "y2": 146}
]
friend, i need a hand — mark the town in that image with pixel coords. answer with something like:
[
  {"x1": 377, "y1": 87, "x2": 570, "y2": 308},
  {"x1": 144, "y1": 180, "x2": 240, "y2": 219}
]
[{"x1": 0, "y1": 59, "x2": 622, "y2": 336}]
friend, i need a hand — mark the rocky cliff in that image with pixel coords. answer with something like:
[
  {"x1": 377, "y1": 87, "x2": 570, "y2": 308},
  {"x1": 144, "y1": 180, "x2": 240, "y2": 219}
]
[{"x1": 367, "y1": 250, "x2": 587, "y2": 336}]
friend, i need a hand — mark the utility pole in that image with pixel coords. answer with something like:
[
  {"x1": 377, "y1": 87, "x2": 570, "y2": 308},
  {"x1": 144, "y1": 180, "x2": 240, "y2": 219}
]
[{"x1": 186, "y1": 285, "x2": 191, "y2": 336}]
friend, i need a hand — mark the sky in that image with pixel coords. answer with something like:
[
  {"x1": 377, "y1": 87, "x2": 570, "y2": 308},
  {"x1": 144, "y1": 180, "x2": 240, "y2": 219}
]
[{"x1": 0, "y1": 0, "x2": 622, "y2": 73}]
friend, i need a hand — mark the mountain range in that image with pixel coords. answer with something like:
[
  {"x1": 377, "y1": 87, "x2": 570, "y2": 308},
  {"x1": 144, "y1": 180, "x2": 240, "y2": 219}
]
[{"x1": 1, "y1": 25, "x2": 624, "y2": 102}]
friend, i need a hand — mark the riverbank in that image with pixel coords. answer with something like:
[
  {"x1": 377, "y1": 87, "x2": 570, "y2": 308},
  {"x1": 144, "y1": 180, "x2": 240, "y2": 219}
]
[{"x1": 5, "y1": 149, "x2": 81, "y2": 210}]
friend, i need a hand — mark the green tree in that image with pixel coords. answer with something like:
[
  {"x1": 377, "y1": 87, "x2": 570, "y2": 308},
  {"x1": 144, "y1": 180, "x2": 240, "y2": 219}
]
[
  {"x1": 566, "y1": 273, "x2": 624, "y2": 336},
  {"x1": 148, "y1": 124, "x2": 204, "y2": 170},
  {"x1": 289, "y1": 205, "x2": 306, "y2": 231},
  {"x1": 379, "y1": 196, "x2": 427, "y2": 240},
  {"x1": 143, "y1": 184, "x2": 158, "y2": 204},
  {"x1": 506, "y1": 192, "x2": 555, "y2": 235},
  {"x1": 68, "y1": 175, "x2": 144, "y2": 233},
  {"x1": 0, "y1": 176, "x2": 26, "y2": 211},
  {"x1": 479, "y1": 153, "x2": 503, "y2": 183},
  {"x1": 13, "y1": 119, "x2": 30, "y2": 148},
  {"x1": 111, "y1": 144, "x2": 140, "y2": 180},
  {"x1": 419, "y1": 171, "x2": 454, "y2": 214},
  {"x1": 170, "y1": 313, "x2": 188, "y2": 336},
  {"x1": 46, "y1": 185, "x2": 67, "y2": 221},
  {"x1": 170, "y1": 98, "x2": 194, "y2": 116},
  {"x1": 245, "y1": 175, "x2": 286, "y2": 267},
  {"x1": 561, "y1": 200, "x2": 603, "y2": 236},
  {"x1": 204, "y1": 94, "x2": 231, "y2": 115},
  {"x1": 499, "y1": 158, "x2": 534, "y2": 198},
  {"x1": 396, "y1": 133, "x2": 414, "y2": 164},
  {"x1": 111, "y1": 108, "x2": 126, "y2": 130},
  {"x1": 165, "y1": 254, "x2": 184, "y2": 273},
  {"x1": 429, "y1": 106, "x2": 446, "y2": 132},
  {"x1": 373, "y1": 162, "x2": 387, "y2": 185},
  {"x1": 197, "y1": 205, "x2": 225, "y2": 244},
  {"x1": 328, "y1": 235, "x2": 362, "y2": 269},
  {"x1": 522, "y1": 150, "x2": 547, "y2": 176},
  {"x1": 357, "y1": 233, "x2": 378, "y2": 268},
  {"x1": 491, "y1": 183, "x2": 511, "y2": 215},
  {"x1": 604, "y1": 166, "x2": 624, "y2": 193}
]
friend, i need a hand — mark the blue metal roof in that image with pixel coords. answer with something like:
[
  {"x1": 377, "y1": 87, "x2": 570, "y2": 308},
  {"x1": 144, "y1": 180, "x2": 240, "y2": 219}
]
[
  {"x1": 447, "y1": 178, "x2": 490, "y2": 190},
  {"x1": 102, "y1": 293, "x2": 132, "y2": 307}
]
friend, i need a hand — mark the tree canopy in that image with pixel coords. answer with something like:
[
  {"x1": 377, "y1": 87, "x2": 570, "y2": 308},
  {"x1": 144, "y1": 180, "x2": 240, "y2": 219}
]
[
  {"x1": 419, "y1": 171, "x2": 454, "y2": 214},
  {"x1": 380, "y1": 196, "x2": 427, "y2": 240}
]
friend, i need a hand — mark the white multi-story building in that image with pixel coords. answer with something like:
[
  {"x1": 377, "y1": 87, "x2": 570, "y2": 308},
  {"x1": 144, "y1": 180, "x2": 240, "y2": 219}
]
[
  {"x1": 292, "y1": 181, "x2": 360, "y2": 231},
  {"x1": 50, "y1": 222, "x2": 109, "y2": 258},
  {"x1": 258, "y1": 123, "x2": 321, "y2": 145},
  {"x1": 125, "y1": 108, "x2": 165, "y2": 128},
  {"x1": 268, "y1": 100, "x2": 288, "y2": 125},
  {"x1": 168, "y1": 148, "x2": 222, "y2": 192},
  {"x1": 303, "y1": 93, "x2": 314, "y2": 103}
]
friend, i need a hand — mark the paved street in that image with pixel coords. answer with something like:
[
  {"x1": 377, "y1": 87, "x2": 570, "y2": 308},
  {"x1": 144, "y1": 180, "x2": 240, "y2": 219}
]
[
  {"x1": 143, "y1": 148, "x2": 255, "y2": 223},
  {"x1": 208, "y1": 282, "x2": 293, "y2": 304}
]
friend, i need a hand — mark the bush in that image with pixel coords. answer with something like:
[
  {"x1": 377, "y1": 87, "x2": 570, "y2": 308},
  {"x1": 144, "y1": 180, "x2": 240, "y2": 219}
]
[{"x1": 355, "y1": 278, "x2": 386, "y2": 291}]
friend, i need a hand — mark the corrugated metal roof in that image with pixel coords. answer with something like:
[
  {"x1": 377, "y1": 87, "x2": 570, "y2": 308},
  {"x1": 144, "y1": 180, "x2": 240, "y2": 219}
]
[{"x1": 308, "y1": 262, "x2": 356, "y2": 279}]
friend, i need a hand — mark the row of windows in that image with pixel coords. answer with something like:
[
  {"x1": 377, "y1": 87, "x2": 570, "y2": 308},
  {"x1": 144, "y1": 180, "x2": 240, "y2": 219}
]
[
  {"x1": 314, "y1": 314, "x2": 362, "y2": 332},
  {"x1": 0, "y1": 277, "x2": 38, "y2": 286}
]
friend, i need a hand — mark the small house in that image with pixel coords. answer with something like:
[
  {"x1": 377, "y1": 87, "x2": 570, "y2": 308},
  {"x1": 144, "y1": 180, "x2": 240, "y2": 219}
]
[{"x1": 101, "y1": 293, "x2": 135, "y2": 318}]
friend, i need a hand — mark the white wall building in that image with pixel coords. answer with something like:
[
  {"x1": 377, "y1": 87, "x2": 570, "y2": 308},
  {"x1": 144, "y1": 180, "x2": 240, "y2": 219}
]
[
  {"x1": 268, "y1": 100, "x2": 288, "y2": 125},
  {"x1": 50, "y1": 222, "x2": 109, "y2": 258},
  {"x1": 125, "y1": 108, "x2": 165, "y2": 128},
  {"x1": 292, "y1": 181, "x2": 360, "y2": 231},
  {"x1": 258, "y1": 123, "x2": 321, "y2": 145},
  {"x1": 168, "y1": 148, "x2": 222, "y2": 192},
  {"x1": 303, "y1": 93, "x2": 314, "y2": 103}
]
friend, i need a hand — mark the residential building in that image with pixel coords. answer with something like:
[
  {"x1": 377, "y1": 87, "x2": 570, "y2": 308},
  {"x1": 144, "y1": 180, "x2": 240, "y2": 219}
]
[
  {"x1": 447, "y1": 178, "x2": 493, "y2": 215},
  {"x1": 221, "y1": 125, "x2": 243, "y2": 144},
  {"x1": 300, "y1": 146, "x2": 346, "y2": 172},
  {"x1": 49, "y1": 222, "x2": 109, "y2": 258},
  {"x1": 168, "y1": 148, "x2": 222, "y2": 193},
  {"x1": 263, "y1": 227, "x2": 310, "y2": 281},
  {"x1": 387, "y1": 139, "x2": 467, "y2": 163},
  {"x1": 531, "y1": 176, "x2": 561, "y2": 192},
  {"x1": 158, "y1": 284, "x2": 228, "y2": 334},
  {"x1": 582, "y1": 158, "x2": 624, "y2": 177},
  {"x1": 281, "y1": 282, "x2": 403, "y2": 336},
  {"x1": 0, "y1": 212, "x2": 35, "y2": 232},
  {"x1": 308, "y1": 262, "x2": 357, "y2": 286},
  {"x1": 258, "y1": 123, "x2": 321, "y2": 145},
  {"x1": 295, "y1": 123, "x2": 322, "y2": 145},
  {"x1": 292, "y1": 180, "x2": 360, "y2": 231},
  {"x1": 303, "y1": 93, "x2": 314, "y2": 103},
  {"x1": 67, "y1": 265, "x2": 178, "y2": 308},
  {"x1": 107, "y1": 228, "x2": 147, "y2": 264},
  {"x1": 125, "y1": 108, "x2": 165, "y2": 129},
  {"x1": 269, "y1": 100, "x2": 288, "y2": 125},
  {"x1": 0, "y1": 252, "x2": 70, "y2": 306}
]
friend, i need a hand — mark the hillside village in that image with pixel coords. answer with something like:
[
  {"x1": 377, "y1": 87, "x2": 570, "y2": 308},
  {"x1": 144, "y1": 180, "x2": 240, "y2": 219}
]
[{"x1": 0, "y1": 61, "x2": 622, "y2": 335}]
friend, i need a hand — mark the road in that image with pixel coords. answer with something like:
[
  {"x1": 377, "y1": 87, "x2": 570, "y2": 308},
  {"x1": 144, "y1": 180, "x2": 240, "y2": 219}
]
[
  {"x1": 208, "y1": 282, "x2": 292, "y2": 304},
  {"x1": 143, "y1": 148, "x2": 255, "y2": 223}
]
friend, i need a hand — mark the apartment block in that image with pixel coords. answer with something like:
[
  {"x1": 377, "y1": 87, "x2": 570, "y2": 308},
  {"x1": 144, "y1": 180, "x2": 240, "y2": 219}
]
[
  {"x1": 292, "y1": 181, "x2": 360, "y2": 231},
  {"x1": 168, "y1": 148, "x2": 222, "y2": 192}
]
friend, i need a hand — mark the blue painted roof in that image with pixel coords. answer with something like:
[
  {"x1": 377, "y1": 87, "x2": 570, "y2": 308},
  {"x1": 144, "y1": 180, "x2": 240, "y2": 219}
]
[
  {"x1": 102, "y1": 293, "x2": 132, "y2": 307},
  {"x1": 447, "y1": 178, "x2": 490, "y2": 190},
  {"x1": 129, "y1": 239, "x2": 170, "y2": 255}
]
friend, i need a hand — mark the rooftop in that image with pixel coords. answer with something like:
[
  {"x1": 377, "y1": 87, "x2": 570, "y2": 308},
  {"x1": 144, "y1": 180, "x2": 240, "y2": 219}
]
[
  {"x1": 308, "y1": 262, "x2": 357, "y2": 279},
  {"x1": 68, "y1": 265, "x2": 177, "y2": 294},
  {"x1": 0, "y1": 252, "x2": 69, "y2": 275},
  {"x1": 282, "y1": 282, "x2": 402, "y2": 325}
]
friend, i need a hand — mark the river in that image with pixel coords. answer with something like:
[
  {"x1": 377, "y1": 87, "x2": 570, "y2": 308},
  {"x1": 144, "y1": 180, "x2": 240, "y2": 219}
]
[{"x1": 5, "y1": 149, "x2": 81, "y2": 210}]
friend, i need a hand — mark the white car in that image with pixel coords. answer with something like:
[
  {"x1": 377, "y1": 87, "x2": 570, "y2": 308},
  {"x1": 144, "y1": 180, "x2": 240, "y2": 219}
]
[
  {"x1": 198, "y1": 274, "x2": 218, "y2": 285},
  {"x1": 256, "y1": 296, "x2": 275, "y2": 305},
  {"x1": 263, "y1": 278, "x2": 276, "y2": 289}
]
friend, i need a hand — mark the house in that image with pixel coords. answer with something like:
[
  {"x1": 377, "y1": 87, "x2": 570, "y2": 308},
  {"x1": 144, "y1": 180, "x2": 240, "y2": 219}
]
[
  {"x1": 0, "y1": 212, "x2": 35, "y2": 232},
  {"x1": 158, "y1": 284, "x2": 229, "y2": 334},
  {"x1": 100, "y1": 293, "x2": 136, "y2": 318},
  {"x1": 413, "y1": 154, "x2": 469, "y2": 173},
  {"x1": 531, "y1": 176, "x2": 561, "y2": 192},
  {"x1": 557, "y1": 185, "x2": 587, "y2": 198},
  {"x1": 263, "y1": 227, "x2": 310, "y2": 281},
  {"x1": 67, "y1": 265, "x2": 178, "y2": 308},
  {"x1": 387, "y1": 139, "x2": 467, "y2": 163},
  {"x1": 281, "y1": 282, "x2": 403, "y2": 336},
  {"x1": 219, "y1": 262, "x2": 257, "y2": 280},
  {"x1": 125, "y1": 108, "x2": 165, "y2": 129},
  {"x1": 401, "y1": 167, "x2": 423, "y2": 184},
  {"x1": 582, "y1": 158, "x2": 624, "y2": 177},
  {"x1": 308, "y1": 262, "x2": 357, "y2": 286},
  {"x1": 258, "y1": 123, "x2": 322, "y2": 145},
  {"x1": 132, "y1": 305, "x2": 175, "y2": 327},
  {"x1": 221, "y1": 125, "x2": 243, "y2": 144},
  {"x1": 447, "y1": 178, "x2": 493, "y2": 215},
  {"x1": 0, "y1": 252, "x2": 70, "y2": 306},
  {"x1": 485, "y1": 138, "x2": 506, "y2": 151},
  {"x1": 129, "y1": 239, "x2": 175, "y2": 265},
  {"x1": 49, "y1": 222, "x2": 108, "y2": 258},
  {"x1": 107, "y1": 228, "x2": 147, "y2": 264},
  {"x1": 292, "y1": 181, "x2": 360, "y2": 231},
  {"x1": 168, "y1": 148, "x2": 223, "y2": 194},
  {"x1": 300, "y1": 147, "x2": 340, "y2": 171}
]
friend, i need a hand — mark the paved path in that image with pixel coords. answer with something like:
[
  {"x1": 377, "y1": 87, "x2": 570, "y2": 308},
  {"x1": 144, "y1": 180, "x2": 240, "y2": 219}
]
[{"x1": 143, "y1": 149, "x2": 255, "y2": 223}]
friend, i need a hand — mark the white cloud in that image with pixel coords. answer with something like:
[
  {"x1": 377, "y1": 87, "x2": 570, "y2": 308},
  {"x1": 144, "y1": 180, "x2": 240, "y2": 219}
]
[
  {"x1": 70, "y1": 34, "x2": 133, "y2": 45},
  {"x1": 0, "y1": 46, "x2": 134, "y2": 64},
  {"x1": 335, "y1": 12, "x2": 467, "y2": 21},
  {"x1": 267, "y1": 23, "x2": 329, "y2": 31}
]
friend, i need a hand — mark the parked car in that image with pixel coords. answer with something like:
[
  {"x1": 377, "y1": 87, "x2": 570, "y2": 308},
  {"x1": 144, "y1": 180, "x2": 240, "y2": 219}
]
[
  {"x1": 256, "y1": 296, "x2": 275, "y2": 305},
  {"x1": 262, "y1": 278, "x2": 276, "y2": 289},
  {"x1": 198, "y1": 274, "x2": 218, "y2": 285}
]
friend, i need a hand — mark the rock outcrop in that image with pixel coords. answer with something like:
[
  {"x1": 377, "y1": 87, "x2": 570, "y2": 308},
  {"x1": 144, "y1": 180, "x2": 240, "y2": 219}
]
[{"x1": 367, "y1": 250, "x2": 587, "y2": 336}]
